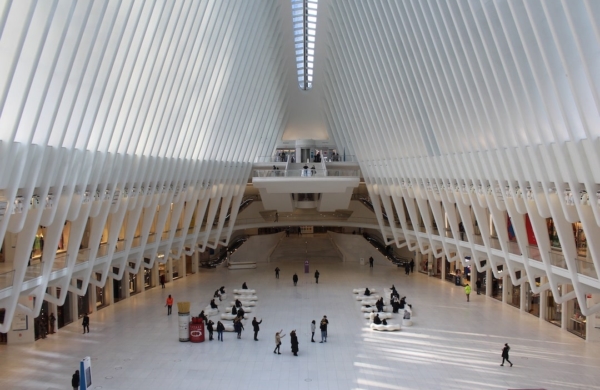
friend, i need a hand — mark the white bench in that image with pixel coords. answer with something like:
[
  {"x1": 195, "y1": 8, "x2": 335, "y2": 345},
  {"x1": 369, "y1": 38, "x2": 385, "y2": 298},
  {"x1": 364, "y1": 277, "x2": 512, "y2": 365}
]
[
  {"x1": 233, "y1": 289, "x2": 256, "y2": 295},
  {"x1": 221, "y1": 322, "x2": 245, "y2": 332},
  {"x1": 353, "y1": 288, "x2": 376, "y2": 294},
  {"x1": 228, "y1": 262, "x2": 256, "y2": 270},
  {"x1": 229, "y1": 300, "x2": 256, "y2": 307},
  {"x1": 355, "y1": 294, "x2": 380, "y2": 301},
  {"x1": 360, "y1": 305, "x2": 391, "y2": 313},
  {"x1": 224, "y1": 306, "x2": 253, "y2": 313},
  {"x1": 234, "y1": 295, "x2": 258, "y2": 301},
  {"x1": 203, "y1": 307, "x2": 219, "y2": 316},
  {"x1": 220, "y1": 313, "x2": 249, "y2": 320},
  {"x1": 370, "y1": 323, "x2": 401, "y2": 331},
  {"x1": 365, "y1": 312, "x2": 394, "y2": 321}
]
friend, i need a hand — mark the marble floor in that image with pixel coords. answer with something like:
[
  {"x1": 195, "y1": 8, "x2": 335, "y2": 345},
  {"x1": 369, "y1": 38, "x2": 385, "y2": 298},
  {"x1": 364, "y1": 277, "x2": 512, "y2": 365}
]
[{"x1": 0, "y1": 257, "x2": 599, "y2": 390}]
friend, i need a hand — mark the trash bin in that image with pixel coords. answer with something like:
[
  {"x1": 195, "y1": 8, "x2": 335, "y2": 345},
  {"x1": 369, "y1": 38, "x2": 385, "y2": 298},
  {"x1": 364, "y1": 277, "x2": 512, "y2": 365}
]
[
  {"x1": 177, "y1": 302, "x2": 191, "y2": 342},
  {"x1": 455, "y1": 275, "x2": 462, "y2": 286},
  {"x1": 189, "y1": 317, "x2": 205, "y2": 343}
]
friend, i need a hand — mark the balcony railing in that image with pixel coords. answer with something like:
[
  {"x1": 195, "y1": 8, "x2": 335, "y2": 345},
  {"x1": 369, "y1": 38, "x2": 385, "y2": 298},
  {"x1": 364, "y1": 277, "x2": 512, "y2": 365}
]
[{"x1": 252, "y1": 169, "x2": 360, "y2": 178}]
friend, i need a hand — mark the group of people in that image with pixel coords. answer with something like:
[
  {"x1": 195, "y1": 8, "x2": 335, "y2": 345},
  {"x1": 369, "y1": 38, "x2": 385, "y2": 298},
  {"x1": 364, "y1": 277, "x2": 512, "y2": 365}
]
[
  {"x1": 404, "y1": 259, "x2": 415, "y2": 275},
  {"x1": 274, "y1": 315, "x2": 329, "y2": 357},
  {"x1": 282, "y1": 269, "x2": 320, "y2": 285}
]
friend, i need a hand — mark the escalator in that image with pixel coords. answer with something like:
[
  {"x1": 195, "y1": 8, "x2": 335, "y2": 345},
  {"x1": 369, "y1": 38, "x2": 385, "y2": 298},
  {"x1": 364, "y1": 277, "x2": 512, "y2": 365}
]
[
  {"x1": 363, "y1": 234, "x2": 409, "y2": 267},
  {"x1": 359, "y1": 198, "x2": 390, "y2": 222},
  {"x1": 214, "y1": 198, "x2": 255, "y2": 226},
  {"x1": 201, "y1": 236, "x2": 248, "y2": 268}
]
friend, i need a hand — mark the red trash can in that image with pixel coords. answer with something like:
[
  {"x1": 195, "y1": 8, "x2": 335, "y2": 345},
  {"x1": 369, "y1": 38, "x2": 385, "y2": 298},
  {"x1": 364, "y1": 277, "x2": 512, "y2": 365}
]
[{"x1": 189, "y1": 318, "x2": 205, "y2": 343}]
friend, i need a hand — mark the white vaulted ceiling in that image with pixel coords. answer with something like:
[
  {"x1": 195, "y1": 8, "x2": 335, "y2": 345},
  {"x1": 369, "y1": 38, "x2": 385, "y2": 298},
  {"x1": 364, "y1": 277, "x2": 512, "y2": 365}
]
[{"x1": 1, "y1": 0, "x2": 600, "y2": 330}]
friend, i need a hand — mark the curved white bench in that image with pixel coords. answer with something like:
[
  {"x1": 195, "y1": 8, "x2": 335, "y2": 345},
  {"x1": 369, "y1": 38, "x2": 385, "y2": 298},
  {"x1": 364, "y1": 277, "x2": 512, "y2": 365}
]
[
  {"x1": 360, "y1": 299, "x2": 387, "y2": 306},
  {"x1": 220, "y1": 313, "x2": 249, "y2": 320},
  {"x1": 224, "y1": 306, "x2": 253, "y2": 313},
  {"x1": 370, "y1": 323, "x2": 401, "y2": 331},
  {"x1": 229, "y1": 300, "x2": 256, "y2": 307},
  {"x1": 353, "y1": 288, "x2": 376, "y2": 294},
  {"x1": 360, "y1": 305, "x2": 391, "y2": 313},
  {"x1": 402, "y1": 319, "x2": 413, "y2": 327},
  {"x1": 203, "y1": 307, "x2": 219, "y2": 316},
  {"x1": 233, "y1": 289, "x2": 256, "y2": 295},
  {"x1": 355, "y1": 294, "x2": 380, "y2": 301},
  {"x1": 234, "y1": 295, "x2": 258, "y2": 301},
  {"x1": 365, "y1": 312, "x2": 394, "y2": 321}
]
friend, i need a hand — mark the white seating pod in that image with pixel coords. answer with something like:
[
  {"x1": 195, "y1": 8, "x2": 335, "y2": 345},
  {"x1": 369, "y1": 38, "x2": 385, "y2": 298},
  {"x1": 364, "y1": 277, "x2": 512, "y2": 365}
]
[
  {"x1": 223, "y1": 306, "x2": 253, "y2": 313},
  {"x1": 364, "y1": 312, "x2": 394, "y2": 320},
  {"x1": 220, "y1": 313, "x2": 249, "y2": 320},
  {"x1": 355, "y1": 294, "x2": 380, "y2": 301},
  {"x1": 234, "y1": 295, "x2": 258, "y2": 301},
  {"x1": 370, "y1": 323, "x2": 401, "y2": 331},
  {"x1": 203, "y1": 307, "x2": 219, "y2": 317},
  {"x1": 352, "y1": 288, "x2": 376, "y2": 294},
  {"x1": 233, "y1": 289, "x2": 256, "y2": 295},
  {"x1": 360, "y1": 305, "x2": 391, "y2": 313},
  {"x1": 229, "y1": 300, "x2": 256, "y2": 307}
]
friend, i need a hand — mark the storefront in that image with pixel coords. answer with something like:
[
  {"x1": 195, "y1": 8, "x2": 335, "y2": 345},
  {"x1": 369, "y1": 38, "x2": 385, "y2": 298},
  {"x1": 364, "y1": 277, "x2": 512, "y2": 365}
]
[
  {"x1": 77, "y1": 280, "x2": 91, "y2": 319},
  {"x1": 96, "y1": 273, "x2": 108, "y2": 309},
  {"x1": 144, "y1": 262, "x2": 153, "y2": 290},
  {"x1": 545, "y1": 289, "x2": 562, "y2": 327},
  {"x1": 566, "y1": 286, "x2": 586, "y2": 339},
  {"x1": 33, "y1": 299, "x2": 49, "y2": 340},
  {"x1": 524, "y1": 278, "x2": 540, "y2": 317},
  {"x1": 491, "y1": 265, "x2": 503, "y2": 301},
  {"x1": 186, "y1": 253, "x2": 194, "y2": 275},
  {"x1": 128, "y1": 262, "x2": 138, "y2": 296},
  {"x1": 507, "y1": 271, "x2": 520, "y2": 309},
  {"x1": 55, "y1": 287, "x2": 73, "y2": 328},
  {"x1": 113, "y1": 267, "x2": 123, "y2": 302}
]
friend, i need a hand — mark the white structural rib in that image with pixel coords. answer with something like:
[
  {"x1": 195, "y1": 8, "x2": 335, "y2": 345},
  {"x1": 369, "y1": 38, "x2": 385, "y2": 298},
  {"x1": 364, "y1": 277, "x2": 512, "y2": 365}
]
[
  {"x1": 322, "y1": 0, "x2": 600, "y2": 316},
  {"x1": 0, "y1": 0, "x2": 288, "y2": 332}
]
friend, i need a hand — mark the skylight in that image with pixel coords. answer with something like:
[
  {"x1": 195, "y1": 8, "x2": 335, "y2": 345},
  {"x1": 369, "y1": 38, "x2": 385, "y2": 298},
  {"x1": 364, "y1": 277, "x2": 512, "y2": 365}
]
[{"x1": 291, "y1": 0, "x2": 318, "y2": 90}]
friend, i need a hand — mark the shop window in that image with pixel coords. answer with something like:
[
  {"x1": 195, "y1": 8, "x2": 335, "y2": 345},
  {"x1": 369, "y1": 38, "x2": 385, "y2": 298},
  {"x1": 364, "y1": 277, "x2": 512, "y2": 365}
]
[
  {"x1": 525, "y1": 278, "x2": 540, "y2": 317},
  {"x1": 567, "y1": 296, "x2": 586, "y2": 339},
  {"x1": 545, "y1": 290, "x2": 562, "y2": 327},
  {"x1": 492, "y1": 265, "x2": 503, "y2": 301},
  {"x1": 96, "y1": 273, "x2": 108, "y2": 309}
]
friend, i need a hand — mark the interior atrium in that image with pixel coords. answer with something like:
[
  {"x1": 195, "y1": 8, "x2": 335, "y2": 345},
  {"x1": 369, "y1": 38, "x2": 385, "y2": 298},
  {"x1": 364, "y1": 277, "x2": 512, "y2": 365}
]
[{"x1": 1, "y1": 1, "x2": 600, "y2": 389}]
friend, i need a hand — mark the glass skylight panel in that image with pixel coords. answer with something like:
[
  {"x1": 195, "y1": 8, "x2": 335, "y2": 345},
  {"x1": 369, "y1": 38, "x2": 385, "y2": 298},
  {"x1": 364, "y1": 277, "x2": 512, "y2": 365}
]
[{"x1": 291, "y1": 0, "x2": 318, "y2": 91}]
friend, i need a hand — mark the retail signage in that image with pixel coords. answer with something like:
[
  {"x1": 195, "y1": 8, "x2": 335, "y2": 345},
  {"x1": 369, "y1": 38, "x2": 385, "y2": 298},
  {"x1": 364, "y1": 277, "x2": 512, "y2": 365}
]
[
  {"x1": 12, "y1": 313, "x2": 27, "y2": 331},
  {"x1": 80, "y1": 356, "x2": 92, "y2": 390}
]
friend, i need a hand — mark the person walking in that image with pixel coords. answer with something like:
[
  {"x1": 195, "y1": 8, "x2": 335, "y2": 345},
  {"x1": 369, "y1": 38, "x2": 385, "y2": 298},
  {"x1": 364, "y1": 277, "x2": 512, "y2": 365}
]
[
  {"x1": 290, "y1": 330, "x2": 299, "y2": 356},
  {"x1": 160, "y1": 274, "x2": 166, "y2": 289},
  {"x1": 49, "y1": 313, "x2": 56, "y2": 334},
  {"x1": 319, "y1": 316, "x2": 328, "y2": 343},
  {"x1": 82, "y1": 314, "x2": 89, "y2": 334},
  {"x1": 314, "y1": 270, "x2": 320, "y2": 284},
  {"x1": 234, "y1": 318, "x2": 244, "y2": 339},
  {"x1": 476, "y1": 279, "x2": 482, "y2": 295},
  {"x1": 501, "y1": 343, "x2": 513, "y2": 366},
  {"x1": 274, "y1": 330, "x2": 285, "y2": 354},
  {"x1": 369, "y1": 256, "x2": 374, "y2": 268},
  {"x1": 216, "y1": 321, "x2": 225, "y2": 341},
  {"x1": 311, "y1": 320, "x2": 316, "y2": 342},
  {"x1": 405, "y1": 263, "x2": 410, "y2": 275},
  {"x1": 465, "y1": 283, "x2": 471, "y2": 302},
  {"x1": 166, "y1": 295, "x2": 174, "y2": 315},
  {"x1": 275, "y1": 267, "x2": 280, "y2": 279},
  {"x1": 409, "y1": 259, "x2": 415, "y2": 273},
  {"x1": 293, "y1": 273, "x2": 298, "y2": 286},
  {"x1": 252, "y1": 317, "x2": 262, "y2": 341},
  {"x1": 71, "y1": 370, "x2": 80, "y2": 390},
  {"x1": 207, "y1": 319, "x2": 214, "y2": 341}
]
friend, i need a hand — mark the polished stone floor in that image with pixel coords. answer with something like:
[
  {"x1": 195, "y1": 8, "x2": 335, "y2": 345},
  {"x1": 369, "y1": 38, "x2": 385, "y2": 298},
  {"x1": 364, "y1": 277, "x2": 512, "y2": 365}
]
[{"x1": 1, "y1": 256, "x2": 599, "y2": 390}]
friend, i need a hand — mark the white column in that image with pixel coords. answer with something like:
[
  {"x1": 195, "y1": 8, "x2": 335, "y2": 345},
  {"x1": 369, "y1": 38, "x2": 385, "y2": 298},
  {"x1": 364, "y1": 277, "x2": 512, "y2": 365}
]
[
  {"x1": 106, "y1": 276, "x2": 114, "y2": 306},
  {"x1": 69, "y1": 291, "x2": 78, "y2": 323},
  {"x1": 440, "y1": 255, "x2": 446, "y2": 280},
  {"x1": 151, "y1": 262, "x2": 159, "y2": 288},
  {"x1": 502, "y1": 275, "x2": 509, "y2": 303},
  {"x1": 89, "y1": 283, "x2": 97, "y2": 314},
  {"x1": 561, "y1": 285, "x2": 568, "y2": 330},
  {"x1": 7, "y1": 296, "x2": 35, "y2": 344},
  {"x1": 137, "y1": 267, "x2": 144, "y2": 293},
  {"x1": 520, "y1": 283, "x2": 526, "y2": 311},
  {"x1": 181, "y1": 254, "x2": 186, "y2": 277},
  {"x1": 123, "y1": 272, "x2": 131, "y2": 299},
  {"x1": 48, "y1": 287, "x2": 58, "y2": 332},
  {"x1": 167, "y1": 258, "x2": 173, "y2": 282},
  {"x1": 486, "y1": 269, "x2": 492, "y2": 296}
]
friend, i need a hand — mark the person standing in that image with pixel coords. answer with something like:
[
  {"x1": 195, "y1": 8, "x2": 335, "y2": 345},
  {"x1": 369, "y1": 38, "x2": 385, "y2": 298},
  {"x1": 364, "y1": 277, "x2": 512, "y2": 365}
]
[
  {"x1": 252, "y1": 317, "x2": 262, "y2": 341},
  {"x1": 293, "y1": 273, "x2": 298, "y2": 286},
  {"x1": 465, "y1": 284, "x2": 471, "y2": 302},
  {"x1": 166, "y1": 295, "x2": 174, "y2": 315},
  {"x1": 71, "y1": 370, "x2": 80, "y2": 390},
  {"x1": 274, "y1": 330, "x2": 285, "y2": 354},
  {"x1": 501, "y1": 343, "x2": 513, "y2": 366},
  {"x1": 234, "y1": 318, "x2": 243, "y2": 339},
  {"x1": 476, "y1": 279, "x2": 482, "y2": 295},
  {"x1": 409, "y1": 259, "x2": 415, "y2": 273},
  {"x1": 275, "y1": 267, "x2": 280, "y2": 279},
  {"x1": 216, "y1": 321, "x2": 225, "y2": 342},
  {"x1": 311, "y1": 320, "x2": 316, "y2": 342},
  {"x1": 82, "y1": 314, "x2": 89, "y2": 334},
  {"x1": 160, "y1": 274, "x2": 166, "y2": 289},
  {"x1": 207, "y1": 319, "x2": 214, "y2": 341},
  {"x1": 290, "y1": 330, "x2": 299, "y2": 356},
  {"x1": 49, "y1": 313, "x2": 56, "y2": 334},
  {"x1": 369, "y1": 256, "x2": 374, "y2": 268},
  {"x1": 314, "y1": 270, "x2": 320, "y2": 284},
  {"x1": 405, "y1": 263, "x2": 410, "y2": 275},
  {"x1": 319, "y1": 316, "x2": 328, "y2": 343},
  {"x1": 242, "y1": 282, "x2": 248, "y2": 289}
]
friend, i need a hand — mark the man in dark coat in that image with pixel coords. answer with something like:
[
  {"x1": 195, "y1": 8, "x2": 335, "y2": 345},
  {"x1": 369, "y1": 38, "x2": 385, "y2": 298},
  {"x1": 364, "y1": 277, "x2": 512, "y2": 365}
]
[
  {"x1": 290, "y1": 330, "x2": 299, "y2": 356},
  {"x1": 314, "y1": 270, "x2": 320, "y2": 284},
  {"x1": 207, "y1": 320, "x2": 214, "y2": 341},
  {"x1": 237, "y1": 307, "x2": 245, "y2": 319},
  {"x1": 293, "y1": 273, "x2": 298, "y2": 286},
  {"x1": 252, "y1": 317, "x2": 262, "y2": 341},
  {"x1": 501, "y1": 343, "x2": 513, "y2": 366},
  {"x1": 242, "y1": 282, "x2": 248, "y2": 289},
  {"x1": 369, "y1": 256, "x2": 374, "y2": 268},
  {"x1": 404, "y1": 263, "x2": 410, "y2": 275},
  {"x1": 231, "y1": 306, "x2": 237, "y2": 315},
  {"x1": 409, "y1": 259, "x2": 415, "y2": 273},
  {"x1": 234, "y1": 318, "x2": 244, "y2": 339},
  {"x1": 373, "y1": 314, "x2": 382, "y2": 325},
  {"x1": 82, "y1": 314, "x2": 89, "y2": 334},
  {"x1": 72, "y1": 370, "x2": 80, "y2": 390}
]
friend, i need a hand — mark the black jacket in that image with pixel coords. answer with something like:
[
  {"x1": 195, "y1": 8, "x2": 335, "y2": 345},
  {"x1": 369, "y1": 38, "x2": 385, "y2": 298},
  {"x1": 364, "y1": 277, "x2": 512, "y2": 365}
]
[
  {"x1": 207, "y1": 321, "x2": 214, "y2": 332},
  {"x1": 72, "y1": 372, "x2": 80, "y2": 387},
  {"x1": 252, "y1": 319, "x2": 262, "y2": 331},
  {"x1": 293, "y1": 274, "x2": 298, "y2": 282},
  {"x1": 216, "y1": 323, "x2": 225, "y2": 332}
]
